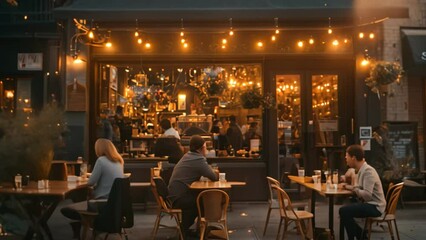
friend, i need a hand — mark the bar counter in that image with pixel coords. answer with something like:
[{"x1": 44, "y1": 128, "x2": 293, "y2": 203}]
[{"x1": 124, "y1": 156, "x2": 268, "y2": 201}]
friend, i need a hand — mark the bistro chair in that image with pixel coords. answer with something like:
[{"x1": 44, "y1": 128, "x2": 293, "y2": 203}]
[
  {"x1": 363, "y1": 182, "x2": 404, "y2": 240},
  {"x1": 196, "y1": 189, "x2": 230, "y2": 240},
  {"x1": 263, "y1": 176, "x2": 308, "y2": 236},
  {"x1": 272, "y1": 184, "x2": 313, "y2": 240},
  {"x1": 79, "y1": 178, "x2": 134, "y2": 240},
  {"x1": 49, "y1": 161, "x2": 68, "y2": 180},
  {"x1": 151, "y1": 176, "x2": 184, "y2": 240}
]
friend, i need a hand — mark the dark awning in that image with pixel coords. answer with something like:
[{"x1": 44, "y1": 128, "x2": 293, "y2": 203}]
[
  {"x1": 401, "y1": 28, "x2": 426, "y2": 75},
  {"x1": 53, "y1": 0, "x2": 408, "y2": 27}
]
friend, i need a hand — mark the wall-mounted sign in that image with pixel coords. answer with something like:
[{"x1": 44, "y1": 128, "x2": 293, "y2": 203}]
[
  {"x1": 359, "y1": 126, "x2": 372, "y2": 138},
  {"x1": 17, "y1": 53, "x2": 43, "y2": 71}
]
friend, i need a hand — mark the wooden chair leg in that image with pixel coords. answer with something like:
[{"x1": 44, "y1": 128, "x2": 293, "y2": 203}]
[
  {"x1": 276, "y1": 218, "x2": 283, "y2": 240},
  {"x1": 387, "y1": 221, "x2": 395, "y2": 240},
  {"x1": 263, "y1": 207, "x2": 272, "y2": 236},
  {"x1": 367, "y1": 219, "x2": 373, "y2": 240},
  {"x1": 393, "y1": 219, "x2": 401, "y2": 240},
  {"x1": 151, "y1": 213, "x2": 161, "y2": 240},
  {"x1": 296, "y1": 221, "x2": 305, "y2": 240}
]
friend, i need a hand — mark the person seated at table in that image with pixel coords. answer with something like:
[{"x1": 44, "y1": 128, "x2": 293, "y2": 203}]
[
  {"x1": 339, "y1": 144, "x2": 386, "y2": 240},
  {"x1": 168, "y1": 135, "x2": 219, "y2": 237},
  {"x1": 60, "y1": 138, "x2": 124, "y2": 237},
  {"x1": 160, "y1": 118, "x2": 180, "y2": 139},
  {"x1": 243, "y1": 121, "x2": 262, "y2": 149}
]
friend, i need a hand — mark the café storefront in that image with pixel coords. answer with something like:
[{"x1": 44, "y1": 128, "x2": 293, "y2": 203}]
[{"x1": 54, "y1": 1, "x2": 407, "y2": 200}]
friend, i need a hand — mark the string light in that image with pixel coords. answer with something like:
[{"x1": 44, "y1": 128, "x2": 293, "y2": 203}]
[
  {"x1": 309, "y1": 37, "x2": 314, "y2": 45},
  {"x1": 297, "y1": 41, "x2": 304, "y2": 48},
  {"x1": 229, "y1": 18, "x2": 234, "y2": 36},
  {"x1": 359, "y1": 32, "x2": 364, "y2": 39},
  {"x1": 369, "y1": 33, "x2": 375, "y2": 39},
  {"x1": 328, "y1": 17, "x2": 333, "y2": 34},
  {"x1": 180, "y1": 18, "x2": 185, "y2": 37},
  {"x1": 257, "y1": 41, "x2": 263, "y2": 47},
  {"x1": 105, "y1": 30, "x2": 112, "y2": 48},
  {"x1": 134, "y1": 19, "x2": 139, "y2": 37},
  {"x1": 274, "y1": 17, "x2": 280, "y2": 34}
]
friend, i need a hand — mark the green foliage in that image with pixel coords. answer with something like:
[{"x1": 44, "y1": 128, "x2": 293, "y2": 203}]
[
  {"x1": 365, "y1": 61, "x2": 403, "y2": 94},
  {"x1": 0, "y1": 104, "x2": 67, "y2": 181},
  {"x1": 240, "y1": 86, "x2": 276, "y2": 109}
]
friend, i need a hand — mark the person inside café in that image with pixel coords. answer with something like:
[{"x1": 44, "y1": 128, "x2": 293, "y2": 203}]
[
  {"x1": 339, "y1": 144, "x2": 386, "y2": 240},
  {"x1": 243, "y1": 121, "x2": 262, "y2": 149},
  {"x1": 159, "y1": 118, "x2": 180, "y2": 139},
  {"x1": 226, "y1": 115, "x2": 243, "y2": 151},
  {"x1": 60, "y1": 138, "x2": 124, "y2": 237},
  {"x1": 167, "y1": 135, "x2": 219, "y2": 237}
]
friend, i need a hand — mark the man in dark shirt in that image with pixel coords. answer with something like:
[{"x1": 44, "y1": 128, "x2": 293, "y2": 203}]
[
  {"x1": 226, "y1": 115, "x2": 243, "y2": 151},
  {"x1": 168, "y1": 135, "x2": 218, "y2": 236}
]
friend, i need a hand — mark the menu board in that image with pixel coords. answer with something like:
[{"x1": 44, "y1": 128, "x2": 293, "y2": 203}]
[{"x1": 385, "y1": 121, "x2": 419, "y2": 170}]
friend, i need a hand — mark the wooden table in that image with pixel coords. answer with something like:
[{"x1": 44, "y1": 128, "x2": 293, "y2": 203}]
[
  {"x1": 0, "y1": 180, "x2": 88, "y2": 240},
  {"x1": 189, "y1": 180, "x2": 246, "y2": 190},
  {"x1": 288, "y1": 176, "x2": 352, "y2": 240}
]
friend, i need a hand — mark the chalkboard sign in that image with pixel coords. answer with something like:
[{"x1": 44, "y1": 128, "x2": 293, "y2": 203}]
[{"x1": 384, "y1": 121, "x2": 419, "y2": 170}]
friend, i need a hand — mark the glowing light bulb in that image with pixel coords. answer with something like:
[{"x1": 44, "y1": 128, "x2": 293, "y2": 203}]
[
  {"x1": 181, "y1": 38, "x2": 186, "y2": 43},
  {"x1": 183, "y1": 43, "x2": 188, "y2": 48},
  {"x1": 297, "y1": 41, "x2": 304, "y2": 47},
  {"x1": 309, "y1": 38, "x2": 314, "y2": 44},
  {"x1": 359, "y1": 32, "x2": 364, "y2": 39},
  {"x1": 222, "y1": 39, "x2": 227, "y2": 44},
  {"x1": 105, "y1": 41, "x2": 112, "y2": 48},
  {"x1": 145, "y1": 43, "x2": 151, "y2": 49},
  {"x1": 88, "y1": 31, "x2": 94, "y2": 39},
  {"x1": 328, "y1": 28, "x2": 332, "y2": 34},
  {"x1": 134, "y1": 31, "x2": 139, "y2": 37},
  {"x1": 137, "y1": 38, "x2": 142, "y2": 44},
  {"x1": 221, "y1": 45, "x2": 226, "y2": 49},
  {"x1": 229, "y1": 30, "x2": 234, "y2": 36},
  {"x1": 257, "y1": 41, "x2": 263, "y2": 47},
  {"x1": 275, "y1": 29, "x2": 280, "y2": 34},
  {"x1": 180, "y1": 31, "x2": 184, "y2": 37},
  {"x1": 369, "y1": 33, "x2": 375, "y2": 39},
  {"x1": 361, "y1": 59, "x2": 370, "y2": 66},
  {"x1": 332, "y1": 40, "x2": 339, "y2": 46}
]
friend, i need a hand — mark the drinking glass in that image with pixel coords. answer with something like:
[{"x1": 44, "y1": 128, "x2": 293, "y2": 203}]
[
  {"x1": 14, "y1": 174, "x2": 22, "y2": 190},
  {"x1": 298, "y1": 167, "x2": 305, "y2": 177}
]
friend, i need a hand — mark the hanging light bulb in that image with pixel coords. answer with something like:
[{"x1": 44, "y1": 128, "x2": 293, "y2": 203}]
[
  {"x1": 137, "y1": 38, "x2": 143, "y2": 44},
  {"x1": 271, "y1": 35, "x2": 276, "y2": 41},
  {"x1": 369, "y1": 33, "x2": 375, "y2": 39},
  {"x1": 359, "y1": 32, "x2": 364, "y2": 39},
  {"x1": 180, "y1": 18, "x2": 185, "y2": 37},
  {"x1": 105, "y1": 30, "x2": 112, "y2": 48},
  {"x1": 229, "y1": 18, "x2": 234, "y2": 36},
  {"x1": 88, "y1": 31, "x2": 94, "y2": 39},
  {"x1": 145, "y1": 42, "x2": 151, "y2": 49},
  {"x1": 309, "y1": 37, "x2": 314, "y2": 45},
  {"x1": 297, "y1": 41, "x2": 304, "y2": 48},
  {"x1": 332, "y1": 39, "x2": 339, "y2": 46},
  {"x1": 134, "y1": 31, "x2": 139, "y2": 37},
  {"x1": 328, "y1": 17, "x2": 333, "y2": 34},
  {"x1": 257, "y1": 41, "x2": 263, "y2": 47},
  {"x1": 274, "y1": 17, "x2": 280, "y2": 34},
  {"x1": 222, "y1": 38, "x2": 227, "y2": 45}
]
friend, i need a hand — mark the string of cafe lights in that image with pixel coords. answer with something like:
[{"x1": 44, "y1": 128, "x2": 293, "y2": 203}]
[{"x1": 70, "y1": 16, "x2": 382, "y2": 62}]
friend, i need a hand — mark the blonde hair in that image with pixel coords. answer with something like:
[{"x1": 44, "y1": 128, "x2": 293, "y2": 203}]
[{"x1": 95, "y1": 138, "x2": 124, "y2": 165}]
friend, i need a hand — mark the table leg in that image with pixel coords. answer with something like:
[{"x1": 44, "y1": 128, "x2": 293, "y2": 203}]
[
  {"x1": 15, "y1": 196, "x2": 59, "y2": 240},
  {"x1": 328, "y1": 196, "x2": 335, "y2": 240},
  {"x1": 311, "y1": 190, "x2": 316, "y2": 230}
]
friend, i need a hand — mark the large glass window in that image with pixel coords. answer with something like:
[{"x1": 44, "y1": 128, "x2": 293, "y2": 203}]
[
  {"x1": 311, "y1": 74, "x2": 338, "y2": 146},
  {"x1": 276, "y1": 75, "x2": 301, "y2": 155}
]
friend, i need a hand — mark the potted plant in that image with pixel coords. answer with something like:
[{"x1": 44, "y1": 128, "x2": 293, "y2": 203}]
[
  {"x1": 0, "y1": 104, "x2": 67, "y2": 182},
  {"x1": 365, "y1": 61, "x2": 403, "y2": 98},
  {"x1": 240, "y1": 86, "x2": 276, "y2": 109}
]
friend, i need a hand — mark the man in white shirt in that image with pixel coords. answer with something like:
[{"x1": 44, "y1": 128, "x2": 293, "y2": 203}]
[
  {"x1": 339, "y1": 144, "x2": 386, "y2": 240},
  {"x1": 160, "y1": 118, "x2": 180, "y2": 139}
]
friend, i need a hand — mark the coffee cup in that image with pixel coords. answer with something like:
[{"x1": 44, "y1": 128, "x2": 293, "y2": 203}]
[{"x1": 219, "y1": 173, "x2": 226, "y2": 182}]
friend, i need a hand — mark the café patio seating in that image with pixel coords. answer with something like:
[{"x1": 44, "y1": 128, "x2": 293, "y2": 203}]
[
  {"x1": 272, "y1": 184, "x2": 313, "y2": 240},
  {"x1": 151, "y1": 176, "x2": 184, "y2": 240},
  {"x1": 400, "y1": 179, "x2": 426, "y2": 207},
  {"x1": 363, "y1": 182, "x2": 404, "y2": 240},
  {"x1": 79, "y1": 177, "x2": 134, "y2": 240},
  {"x1": 263, "y1": 176, "x2": 308, "y2": 236},
  {"x1": 196, "y1": 189, "x2": 230, "y2": 240}
]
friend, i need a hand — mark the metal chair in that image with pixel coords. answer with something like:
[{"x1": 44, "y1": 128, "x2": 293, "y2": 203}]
[
  {"x1": 363, "y1": 182, "x2": 404, "y2": 240},
  {"x1": 196, "y1": 189, "x2": 230, "y2": 240},
  {"x1": 272, "y1": 184, "x2": 313, "y2": 240},
  {"x1": 151, "y1": 176, "x2": 184, "y2": 240}
]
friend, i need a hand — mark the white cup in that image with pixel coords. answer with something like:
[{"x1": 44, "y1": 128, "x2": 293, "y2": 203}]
[
  {"x1": 14, "y1": 174, "x2": 22, "y2": 190},
  {"x1": 219, "y1": 173, "x2": 226, "y2": 182},
  {"x1": 38, "y1": 180, "x2": 45, "y2": 189},
  {"x1": 298, "y1": 167, "x2": 305, "y2": 177},
  {"x1": 312, "y1": 175, "x2": 319, "y2": 184}
]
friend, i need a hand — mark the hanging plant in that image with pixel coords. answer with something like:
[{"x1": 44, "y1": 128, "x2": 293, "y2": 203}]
[
  {"x1": 240, "y1": 86, "x2": 263, "y2": 109},
  {"x1": 365, "y1": 61, "x2": 404, "y2": 98}
]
